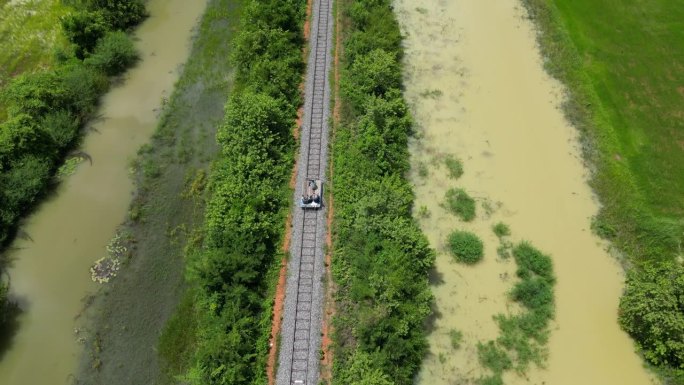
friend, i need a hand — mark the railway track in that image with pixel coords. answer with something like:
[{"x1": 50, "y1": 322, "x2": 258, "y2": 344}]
[{"x1": 275, "y1": 0, "x2": 333, "y2": 384}]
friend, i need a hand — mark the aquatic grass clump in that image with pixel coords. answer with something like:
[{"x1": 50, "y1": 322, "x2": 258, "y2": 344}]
[
  {"x1": 443, "y1": 154, "x2": 463, "y2": 179},
  {"x1": 492, "y1": 222, "x2": 510, "y2": 238},
  {"x1": 448, "y1": 230, "x2": 484, "y2": 264},
  {"x1": 493, "y1": 222, "x2": 512, "y2": 259},
  {"x1": 445, "y1": 188, "x2": 476, "y2": 221},
  {"x1": 476, "y1": 242, "x2": 555, "y2": 380},
  {"x1": 449, "y1": 329, "x2": 463, "y2": 349},
  {"x1": 512, "y1": 242, "x2": 555, "y2": 282},
  {"x1": 477, "y1": 341, "x2": 512, "y2": 374}
]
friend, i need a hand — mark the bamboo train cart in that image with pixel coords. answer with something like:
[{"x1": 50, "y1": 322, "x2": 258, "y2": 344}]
[{"x1": 299, "y1": 179, "x2": 323, "y2": 209}]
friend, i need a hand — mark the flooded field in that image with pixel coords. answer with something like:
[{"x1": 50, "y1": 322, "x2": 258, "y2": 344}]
[
  {"x1": 395, "y1": 0, "x2": 656, "y2": 384},
  {"x1": 0, "y1": 1, "x2": 206, "y2": 384}
]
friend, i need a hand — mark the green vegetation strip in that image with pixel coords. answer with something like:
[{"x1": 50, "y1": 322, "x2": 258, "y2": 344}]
[
  {"x1": 522, "y1": 0, "x2": 684, "y2": 380},
  {"x1": 161, "y1": 0, "x2": 306, "y2": 384},
  {"x1": 478, "y1": 242, "x2": 556, "y2": 384},
  {"x1": 331, "y1": 1, "x2": 435, "y2": 384},
  {"x1": 0, "y1": 0, "x2": 146, "y2": 328}
]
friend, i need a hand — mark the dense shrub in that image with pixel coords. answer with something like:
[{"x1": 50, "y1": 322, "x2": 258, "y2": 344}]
[
  {"x1": 3, "y1": 71, "x2": 74, "y2": 117},
  {"x1": 61, "y1": 10, "x2": 110, "y2": 58},
  {"x1": 444, "y1": 187, "x2": 476, "y2": 221},
  {"x1": 619, "y1": 262, "x2": 684, "y2": 369},
  {"x1": 86, "y1": 0, "x2": 147, "y2": 30},
  {"x1": 447, "y1": 230, "x2": 484, "y2": 264},
  {"x1": 0, "y1": 155, "x2": 52, "y2": 238},
  {"x1": 332, "y1": 1, "x2": 435, "y2": 384},
  {"x1": 85, "y1": 31, "x2": 138, "y2": 76}
]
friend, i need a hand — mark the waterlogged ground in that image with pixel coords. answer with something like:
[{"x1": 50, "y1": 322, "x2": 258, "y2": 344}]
[
  {"x1": 395, "y1": 0, "x2": 655, "y2": 384},
  {"x1": 0, "y1": 1, "x2": 205, "y2": 384}
]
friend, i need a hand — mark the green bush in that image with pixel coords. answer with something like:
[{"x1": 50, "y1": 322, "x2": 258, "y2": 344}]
[
  {"x1": 58, "y1": 61, "x2": 109, "y2": 116},
  {"x1": 447, "y1": 230, "x2": 484, "y2": 264},
  {"x1": 510, "y1": 277, "x2": 554, "y2": 311},
  {"x1": 2, "y1": 71, "x2": 72, "y2": 117},
  {"x1": 0, "y1": 155, "x2": 52, "y2": 230},
  {"x1": 445, "y1": 188, "x2": 476, "y2": 221},
  {"x1": 619, "y1": 262, "x2": 684, "y2": 369},
  {"x1": 87, "y1": 0, "x2": 147, "y2": 30},
  {"x1": 492, "y1": 222, "x2": 510, "y2": 237},
  {"x1": 85, "y1": 31, "x2": 138, "y2": 76},
  {"x1": 61, "y1": 10, "x2": 110, "y2": 58},
  {"x1": 512, "y1": 242, "x2": 555, "y2": 282},
  {"x1": 40, "y1": 111, "x2": 80, "y2": 149}
]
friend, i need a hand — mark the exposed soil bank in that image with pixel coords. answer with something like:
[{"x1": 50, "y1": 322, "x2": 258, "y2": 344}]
[
  {"x1": 395, "y1": 0, "x2": 655, "y2": 384},
  {"x1": 0, "y1": 1, "x2": 205, "y2": 384}
]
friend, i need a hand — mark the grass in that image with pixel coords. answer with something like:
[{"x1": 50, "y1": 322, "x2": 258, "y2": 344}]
[
  {"x1": 549, "y1": 0, "x2": 684, "y2": 219},
  {"x1": 492, "y1": 222, "x2": 510, "y2": 238},
  {"x1": 449, "y1": 329, "x2": 463, "y2": 349},
  {"x1": 444, "y1": 188, "x2": 476, "y2": 221},
  {"x1": 520, "y1": 0, "x2": 684, "y2": 263},
  {"x1": 443, "y1": 154, "x2": 463, "y2": 179},
  {"x1": 0, "y1": 0, "x2": 70, "y2": 118},
  {"x1": 447, "y1": 230, "x2": 484, "y2": 264},
  {"x1": 74, "y1": 0, "x2": 244, "y2": 383}
]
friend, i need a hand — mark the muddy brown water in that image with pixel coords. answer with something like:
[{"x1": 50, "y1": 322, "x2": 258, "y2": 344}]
[
  {"x1": 0, "y1": 1, "x2": 206, "y2": 383},
  {"x1": 395, "y1": 0, "x2": 656, "y2": 384}
]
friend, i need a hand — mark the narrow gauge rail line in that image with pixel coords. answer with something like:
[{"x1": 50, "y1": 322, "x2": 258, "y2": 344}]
[{"x1": 275, "y1": 0, "x2": 333, "y2": 384}]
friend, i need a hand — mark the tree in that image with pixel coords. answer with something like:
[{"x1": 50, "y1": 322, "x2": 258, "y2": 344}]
[
  {"x1": 339, "y1": 351, "x2": 393, "y2": 385},
  {"x1": 84, "y1": 31, "x2": 139, "y2": 76},
  {"x1": 619, "y1": 262, "x2": 684, "y2": 368},
  {"x1": 87, "y1": 0, "x2": 147, "y2": 30},
  {"x1": 61, "y1": 10, "x2": 110, "y2": 58},
  {"x1": 343, "y1": 49, "x2": 400, "y2": 108}
]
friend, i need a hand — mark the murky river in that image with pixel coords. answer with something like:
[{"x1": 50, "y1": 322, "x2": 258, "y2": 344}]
[
  {"x1": 395, "y1": 0, "x2": 656, "y2": 384},
  {"x1": 0, "y1": 1, "x2": 206, "y2": 383}
]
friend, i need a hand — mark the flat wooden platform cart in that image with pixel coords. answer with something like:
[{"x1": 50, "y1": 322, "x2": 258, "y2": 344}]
[{"x1": 299, "y1": 179, "x2": 322, "y2": 209}]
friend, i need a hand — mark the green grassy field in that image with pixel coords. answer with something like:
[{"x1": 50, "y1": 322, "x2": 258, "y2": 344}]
[
  {"x1": 523, "y1": 0, "x2": 684, "y2": 380},
  {"x1": 552, "y1": 0, "x2": 684, "y2": 218},
  {"x1": 523, "y1": 0, "x2": 684, "y2": 260}
]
